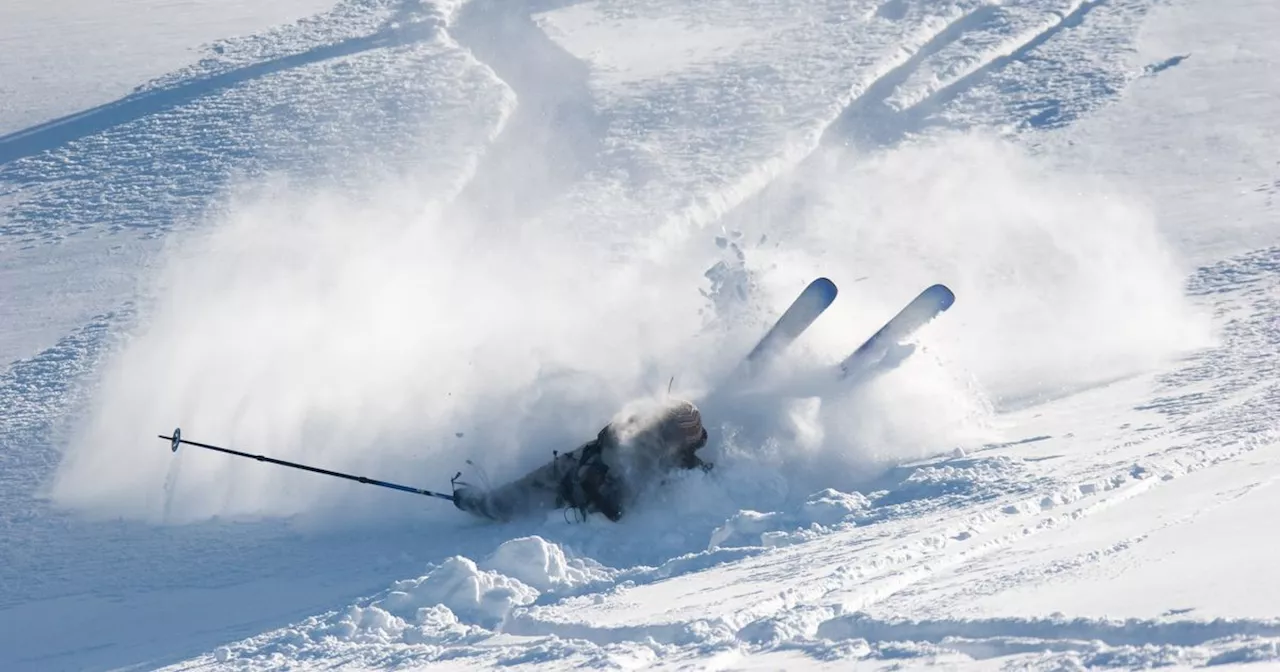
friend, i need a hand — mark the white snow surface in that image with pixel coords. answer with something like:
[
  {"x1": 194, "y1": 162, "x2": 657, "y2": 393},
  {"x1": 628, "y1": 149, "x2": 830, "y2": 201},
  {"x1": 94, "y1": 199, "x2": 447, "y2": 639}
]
[
  {"x1": 3, "y1": 0, "x2": 1280, "y2": 670},
  {"x1": 0, "y1": 0, "x2": 339, "y2": 135}
]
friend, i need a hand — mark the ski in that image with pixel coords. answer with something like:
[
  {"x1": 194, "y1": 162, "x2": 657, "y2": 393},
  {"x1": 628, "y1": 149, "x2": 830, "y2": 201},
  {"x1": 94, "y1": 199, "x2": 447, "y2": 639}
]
[
  {"x1": 837, "y1": 283, "x2": 955, "y2": 381},
  {"x1": 735, "y1": 277, "x2": 838, "y2": 379}
]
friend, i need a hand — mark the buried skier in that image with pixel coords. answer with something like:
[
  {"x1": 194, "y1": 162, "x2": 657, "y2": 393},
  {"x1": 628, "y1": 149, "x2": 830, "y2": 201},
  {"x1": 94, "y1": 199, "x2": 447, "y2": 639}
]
[{"x1": 450, "y1": 397, "x2": 712, "y2": 523}]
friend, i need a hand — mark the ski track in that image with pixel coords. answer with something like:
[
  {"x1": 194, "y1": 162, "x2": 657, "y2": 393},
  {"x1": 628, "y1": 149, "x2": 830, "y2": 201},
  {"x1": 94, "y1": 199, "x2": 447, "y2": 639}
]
[
  {"x1": 447, "y1": 0, "x2": 606, "y2": 223},
  {"x1": 820, "y1": 2, "x2": 1006, "y2": 149},
  {"x1": 815, "y1": 613, "x2": 1280, "y2": 663},
  {"x1": 0, "y1": 0, "x2": 510, "y2": 246},
  {"x1": 933, "y1": 0, "x2": 1164, "y2": 135},
  {"x1": 507, "y1": 0, "x2": 1158, "y2": 254},
  {"x1": 889, "y1": 0, "x2": 1111, "y2": 139},
  {"x1": 825, "y1": 0, "x2": 1119, "y2": 150},
  {"x1": 718, "y1": 0, "x2": 1151, "y2": 236},
  {"x1": 0, "y1": 310, "x2": 126, "y2": 530},
  {"x1": 0, "y1": 16, "x2": 437, "y2": 166}
]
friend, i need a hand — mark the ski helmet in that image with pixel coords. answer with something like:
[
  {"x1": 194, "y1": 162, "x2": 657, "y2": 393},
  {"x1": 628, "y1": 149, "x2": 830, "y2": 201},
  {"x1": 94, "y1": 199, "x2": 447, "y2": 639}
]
[{"x1": 660, "y1": 399, "x2": 706, "y2": 448}]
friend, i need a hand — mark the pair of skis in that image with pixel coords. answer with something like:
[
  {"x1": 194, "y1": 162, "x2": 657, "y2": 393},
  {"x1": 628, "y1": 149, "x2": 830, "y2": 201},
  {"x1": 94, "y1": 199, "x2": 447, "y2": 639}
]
[{"x1": 733, "y1": 277, "x2": 955, "y2": 386}]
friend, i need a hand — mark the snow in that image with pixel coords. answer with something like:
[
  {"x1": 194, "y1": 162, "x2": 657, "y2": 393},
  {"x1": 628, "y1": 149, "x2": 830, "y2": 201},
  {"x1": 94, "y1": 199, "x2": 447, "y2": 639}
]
[
  {"x1": 962, "y1": 455, "x2": 1280, "y2": 621},
  {"x1": 1033, "y1": 0, "x2": 1280, "y2": 265},
  {"x1": 4, "y1": 0, "x2": 1280, "y2": 670},
  {"x1": 481, "y1": 536, "x2": 611, "y2": 592},
  {"x1": 0, "y1": 0, "x2": 338, "y2": 134},
  {"x1": 535, "y1": 4, "x2": 765, "y2": 89}
]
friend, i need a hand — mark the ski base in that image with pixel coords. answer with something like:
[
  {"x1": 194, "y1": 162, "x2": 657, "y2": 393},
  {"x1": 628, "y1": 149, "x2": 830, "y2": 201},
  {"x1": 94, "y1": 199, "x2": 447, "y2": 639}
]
[
  {"x1": 733, "y1": 277, "x2": 838, "y2": 380},
  {"x1": 837, "y1": 283, "x2": 955, "y2": 382}
]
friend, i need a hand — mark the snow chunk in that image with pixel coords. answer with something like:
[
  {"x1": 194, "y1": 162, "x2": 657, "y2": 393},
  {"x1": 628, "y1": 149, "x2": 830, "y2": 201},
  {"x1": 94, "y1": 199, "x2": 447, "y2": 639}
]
[
  {"x1": 801, "y1": 488, "x2": 871, "y2": 526},
  {"x1": 1208, "y1": 639, "x2": 1280, "y2": 666},
  {"x1": 378, "y1": 556, "x2": 538, "y2": 630},
  {"x1": 296, "y1": 559, "x2": 535, "y2": 647},
  {"x1": 709, "y1": 510, "x2": 788, "y2": 550},
  {"x1": 320, "y1": 601, "x2": 475, "y2": 649},
  {"x1": 328, "y1": 603, "x2": 407, "y2": 643},
  {"x1": 480, "y1": 536, "x2": 611, "y2": 592}
]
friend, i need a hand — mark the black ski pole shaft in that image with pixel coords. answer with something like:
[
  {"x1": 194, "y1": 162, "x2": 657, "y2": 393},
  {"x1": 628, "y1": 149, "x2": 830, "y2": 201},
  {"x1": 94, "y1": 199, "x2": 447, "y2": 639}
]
[{"x1": 159, "y1": 428, "x2": 455, "y2": 502}]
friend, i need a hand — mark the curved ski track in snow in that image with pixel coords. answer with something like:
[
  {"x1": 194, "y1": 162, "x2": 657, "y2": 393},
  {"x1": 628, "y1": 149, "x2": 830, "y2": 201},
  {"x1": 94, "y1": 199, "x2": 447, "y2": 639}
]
[
  {"x1": 719, "y1": 0, "x2": 1157, "y2": 236},
  {"x1": 0, "y1": 16, "x2": 438, "y2": 166},
  {"x1": 0, "y1": 0, "x2": 511, "y2": 245},
  {"x1": 447, "y1": 0, "x2": 605, "y2": 222}
]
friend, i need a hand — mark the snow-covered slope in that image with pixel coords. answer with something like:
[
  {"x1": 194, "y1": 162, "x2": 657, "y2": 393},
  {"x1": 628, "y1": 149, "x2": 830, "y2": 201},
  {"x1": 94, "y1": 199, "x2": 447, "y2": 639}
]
[
  {"x1": 0, "y1": 0, "x2": 340, "y2": 135},
  {"x1": 3, "y1": 0, "x2": 1279, "y2": 670}
]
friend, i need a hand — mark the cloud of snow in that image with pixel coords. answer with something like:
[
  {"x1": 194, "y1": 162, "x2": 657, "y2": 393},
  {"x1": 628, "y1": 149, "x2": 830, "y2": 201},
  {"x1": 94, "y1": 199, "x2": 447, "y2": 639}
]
[
  {"x1": 50, "y1": 127, "x2": 1208, "y2": 527},
  {"x1": 685, "y1": 132, "x2": 1213, "y2": 485},
  {"x1": 49, "y1": 171, "x2": 728, "y2": 522},
  {"x1": 787, "y1": 134, "x2": 1214, "y2": 405}
]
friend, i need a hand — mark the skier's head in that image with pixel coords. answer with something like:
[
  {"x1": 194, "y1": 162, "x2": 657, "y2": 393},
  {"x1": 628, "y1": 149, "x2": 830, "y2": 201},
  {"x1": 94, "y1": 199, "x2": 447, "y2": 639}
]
[
  {"x1": 657, "y1": 399, "x2": 707, "y2": 452},
  {"x1": 606, "y1": 396, "x2": 707, "y2": 455}
]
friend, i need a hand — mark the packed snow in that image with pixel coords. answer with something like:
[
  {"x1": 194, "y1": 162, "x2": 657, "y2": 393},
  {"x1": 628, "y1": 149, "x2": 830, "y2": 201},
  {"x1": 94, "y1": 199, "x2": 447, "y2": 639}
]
[{"x1": 3, "y1": 0, "x2": 1280, "y2": 670}]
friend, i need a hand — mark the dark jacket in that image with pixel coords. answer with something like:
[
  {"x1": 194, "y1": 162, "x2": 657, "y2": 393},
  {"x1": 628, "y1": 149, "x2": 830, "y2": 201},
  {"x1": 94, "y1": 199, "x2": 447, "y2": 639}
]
[{"x1": 453, "y1": 398, "x2": 709, "y2": 522}]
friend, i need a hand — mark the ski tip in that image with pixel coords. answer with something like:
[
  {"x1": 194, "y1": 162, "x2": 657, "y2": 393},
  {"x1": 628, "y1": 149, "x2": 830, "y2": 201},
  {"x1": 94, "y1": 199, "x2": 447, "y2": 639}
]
[
  {"x1": 170, "y1": 428, "x2": 181, "y2": 453},
  {"x1": 811, "y1": 277, "x2": 838, "y2": 299},
  {"x1": 925, "y1": 283, "x2": 956, "y2": 311}
]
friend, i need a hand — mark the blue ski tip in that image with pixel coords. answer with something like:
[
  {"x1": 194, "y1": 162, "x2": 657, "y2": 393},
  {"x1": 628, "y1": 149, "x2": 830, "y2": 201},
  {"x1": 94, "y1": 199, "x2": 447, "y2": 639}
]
[
  {"x1": 836, "y1": 282, "x2": 957, "y2": 381},
  {"x1": 743, "y1": 277, "x2": 840, "y2": 365},
  {"x1": 171, "y1": 428, "x2": 181, "y2": 452},
  {"x1": 812, "y1": 277, "x2": 838, "y2": 302},
  {"x1": 924, "y1": 284, "x2": 956, "y2": 312}
]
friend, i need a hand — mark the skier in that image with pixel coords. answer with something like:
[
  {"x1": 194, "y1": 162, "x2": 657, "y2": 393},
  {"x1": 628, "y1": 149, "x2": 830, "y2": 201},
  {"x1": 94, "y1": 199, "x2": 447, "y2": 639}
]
[
  {"x1": 451, "y1": 397, "x2": 712, "y2": 522},
  {"x1": 160, "y1": 279, "x2": 955, "y2": 523}
]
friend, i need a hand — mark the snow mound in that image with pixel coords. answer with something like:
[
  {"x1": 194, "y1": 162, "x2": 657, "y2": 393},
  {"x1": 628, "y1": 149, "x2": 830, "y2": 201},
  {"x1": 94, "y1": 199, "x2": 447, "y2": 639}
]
[
  {"x1": 802, "y1": 488, "x2": 873, "y2": 525},
  {"x1": 202, "y1": 580, "x2": 495, "y2": 667},
  {"x1": 377, "y1": 556, "x2": 538, "y2": 630},
  {"x1": 323, "y1": 602, "x2": 470, "y2": 646},
  {"x1": 177, "y1": 557, "x2": 550, "y2": 666},
  {"x1": 480, "y1": 536, "x2": 612, "y2": 593}
]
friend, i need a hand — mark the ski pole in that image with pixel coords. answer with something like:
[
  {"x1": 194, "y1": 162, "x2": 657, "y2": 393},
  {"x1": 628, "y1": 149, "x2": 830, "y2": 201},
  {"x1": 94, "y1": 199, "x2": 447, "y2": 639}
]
[{"x1": 159, "y1": 428, "x2": 456, "y2": 502}]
